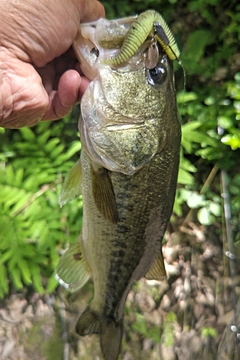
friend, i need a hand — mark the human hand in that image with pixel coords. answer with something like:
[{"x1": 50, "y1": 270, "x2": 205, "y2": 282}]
[{"x1": 0, "y1": 0, "x2": 105, "y2": 128}]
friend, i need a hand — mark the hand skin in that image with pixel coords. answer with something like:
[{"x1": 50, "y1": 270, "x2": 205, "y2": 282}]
[{"x1": 0, "y1": 0, "x2": 105, "y2": 128}]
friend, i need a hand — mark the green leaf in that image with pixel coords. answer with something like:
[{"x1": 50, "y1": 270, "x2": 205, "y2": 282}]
[
  {"x1": 167, "y1": 312, "x2": 177, "y2": 322},
  {"x1": 182, "y1": 123, "x2": 216, "y2": 147},
  {"x1": 37, "y1": 130, "x2": 51, "y2": 145},
  {"x1": 132, "y1": 314, "x2": 147, "y2": 335},
  {"x1": 11, "y1": 267, "x2": 23, "y2": 290},
  {"x1": 197, "y1": 207, "x2": 212, "y2": 225},
  {"x1": 173, "y1": 199, "x2": 183, "y2": 217},
  {"x1": 221, "y1": 133, "x2": 240, "y2": 150},
  {"x1": 19, "y1": 127, "x2": 36, "y2": 141},
  {"x1": 50, "y1": 144, "x2": 65, "y2": 159},
  {"x1": 31, "y1": 265, "x2": 44, "y2": 294},
  {"x1": 177, "y1": 91, "x2": 198, "y2": 103},
  {"x1": 187, "y1": 192, "x2": 205, "y2": 209},
  {"x1": 0, "y1": 250, "x2": 15, "y2": 264},
  {"x1": 148, "y1": 326, "x2": 161, "y2": 343},
  {"x1": 64, "y1": 141, "x2": 81, "y2": 159},
  {"x1": 178, "y1": 168, "x2": 194, "y2": 185},
  {"x1": 18, "y1": 258, "x2": 32, "y2": 285},
  {"x1": 182, "y1": 121, "x2": 202, "y2": 132},
  {"x1": 182, "y1": 29, "x2": 215, "y2": 73},
  {"x1": 201, "y1": 327, "x2": 217, "y2": 338},
  {"x1": 15, "y1": 168, "x2": 24, "y2": 187},
  {"x1": 0, "y1": 264, "x2": 9, "y2": 296},
  {"x1": 10, "y1": 192, "x2": 33, "y2": 216},
  {"x1": 217, "y1": 116, "x2": 233, "y2": 129},
  {"x1": 209, "y1": 202, "x2": 221, "y2": 217},
  {"x1": 46, "y1": 275, "x2": 59, "y2": 293},
  {"x1": 44, "y1": 138, "x2": 60, "y2": 153},
  {"x1": 6, "y1": 165, "x2": 15, "y2": 185},
  {"x1": 179, "y1": 156, "x2": 197, "y2": 172}
]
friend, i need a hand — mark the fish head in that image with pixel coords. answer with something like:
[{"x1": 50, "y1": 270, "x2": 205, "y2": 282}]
[{"x1": 73, "y1": 16, "x2": 179, "y2": 175}]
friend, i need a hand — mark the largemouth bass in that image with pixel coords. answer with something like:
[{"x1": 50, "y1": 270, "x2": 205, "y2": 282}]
[{"x1": 56, "y1": 10, "x2": 181, "y2": 360}]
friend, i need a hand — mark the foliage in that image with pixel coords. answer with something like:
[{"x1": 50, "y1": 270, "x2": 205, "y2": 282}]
[
  {"x1": 132, "y1": 313, "x2": 161, "y2": 343},
  {"x1": 0, "y1": 0, "x2": 240, "y2": 304},
  {"x1": 201, "y1": 327, "x2": 217, "y2": 339},
  {"x1": 0, "y1": 114, "x2": 82, "y2": 298}
]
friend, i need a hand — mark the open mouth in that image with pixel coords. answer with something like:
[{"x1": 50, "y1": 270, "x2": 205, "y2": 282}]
[{"x1": 73, "y1": 16, "x2": 153, "y2": 79}]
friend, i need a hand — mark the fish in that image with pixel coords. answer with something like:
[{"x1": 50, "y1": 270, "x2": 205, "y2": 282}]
[{"x1": 56, "y1": 10, "x2": 181, "y2": 360}]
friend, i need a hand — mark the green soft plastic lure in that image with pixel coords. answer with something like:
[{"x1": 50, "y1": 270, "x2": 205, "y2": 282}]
[{"x1": 105, "y1": 10, "x2": 180, "y2": 65}]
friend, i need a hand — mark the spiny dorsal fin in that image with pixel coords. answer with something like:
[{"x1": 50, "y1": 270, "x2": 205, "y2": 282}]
[
  {"x1": 55, "y1": 241, "x2": 91, "y2": 292},
  {"x1": 59, "y1": 160, "x2": 82, "y2": 207},
  {"x1": 91, "y1": 165, "x2": 119, "y2": 224},
  {"x1": 145, "y1": 249, "x2": 166, "y2": 281}
]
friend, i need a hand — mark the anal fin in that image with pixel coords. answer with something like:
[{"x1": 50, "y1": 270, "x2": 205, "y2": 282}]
[
  {"x1": 145, "y1": 249, "x2": 166, "y2": 281},
  {"x1": 55, "y1": 240, "x2": 91, "y2": 292}
]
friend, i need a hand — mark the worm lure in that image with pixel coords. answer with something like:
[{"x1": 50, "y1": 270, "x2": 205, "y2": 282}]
[{"x1": 105, "y1": 10, "x2": 180, "y2": 66}]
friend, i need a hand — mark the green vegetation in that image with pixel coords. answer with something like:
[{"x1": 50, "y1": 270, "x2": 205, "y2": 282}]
[{"x1": 0, "y1": 115, "x2": 83, "y2": 298}]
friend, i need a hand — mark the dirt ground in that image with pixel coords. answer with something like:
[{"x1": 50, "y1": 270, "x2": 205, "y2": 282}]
[{"x1": 0, "y1": 223, "x2": 240, "y2": 360}]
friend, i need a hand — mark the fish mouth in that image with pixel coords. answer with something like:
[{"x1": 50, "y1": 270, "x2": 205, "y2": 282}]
[
  {"x1": 74, "y1": 16, "x2": 172, "y2": 175},
  {"x1": 73, "y1": 16, "x2": 151, "y2": 80}
]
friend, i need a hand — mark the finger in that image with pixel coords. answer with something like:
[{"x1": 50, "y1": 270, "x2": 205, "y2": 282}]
[
  {"x1": 42, "y1": 69, "x2": 83, "y2": 120},
  {"x1": 36, "y1": 63, "x2": 56, "y2": 93},
  {"x1": 80, "y1": 0, "x2": 105, "y2": 22},
  {"x1": 78, "y1": 76, "x2": 90, "y2": 101}
]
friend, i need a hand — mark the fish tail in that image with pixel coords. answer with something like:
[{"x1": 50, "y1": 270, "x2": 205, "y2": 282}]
[
  {"x1": 76, "y1": 306, "x2": 123, "y2": 360},
  {"x1": 100, "y1": 318, "x2": 123, "y2": 360}
]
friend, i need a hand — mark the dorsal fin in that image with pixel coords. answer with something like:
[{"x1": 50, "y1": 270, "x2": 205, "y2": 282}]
[{"x1": 145, "y1": 249, "x2": 166, "y2": 281}]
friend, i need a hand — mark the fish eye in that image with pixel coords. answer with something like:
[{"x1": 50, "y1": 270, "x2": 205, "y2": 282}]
[{"x1": 147, "y1": 64, "x2": 167, "y2": 85}]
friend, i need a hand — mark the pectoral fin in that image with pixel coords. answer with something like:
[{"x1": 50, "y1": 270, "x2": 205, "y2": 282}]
[
  {"x1": 91, "y1": 165, "x2": 119, "y2": 224},
  {"x1": 59, "y1": 160, "x2": 82, "y2": 207},
  {"x1": 55, "y1": 240, "x2": 91, "y2": 292},
  {"x1": 145, "y1": 250, "x2": 166, "y2": 281}
]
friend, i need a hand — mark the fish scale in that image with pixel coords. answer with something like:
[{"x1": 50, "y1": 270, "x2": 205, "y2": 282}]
[{"x1": 56, "y1": 11, "x2": 181, "y2": 360}]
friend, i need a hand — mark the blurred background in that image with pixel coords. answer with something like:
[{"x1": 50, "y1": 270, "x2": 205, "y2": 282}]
[{"x1": 0, "y1": 0, "x2": 240, "y2": 359}]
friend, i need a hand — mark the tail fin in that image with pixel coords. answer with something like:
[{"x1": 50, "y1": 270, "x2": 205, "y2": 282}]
[{"x1": 76, "y1": 306, "x2": 123, "y2": 360}]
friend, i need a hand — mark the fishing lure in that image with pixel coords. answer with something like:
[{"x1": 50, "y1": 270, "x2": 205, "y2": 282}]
[{"x1": 104, "y1": 9, "x2": 180, "y2": 65}]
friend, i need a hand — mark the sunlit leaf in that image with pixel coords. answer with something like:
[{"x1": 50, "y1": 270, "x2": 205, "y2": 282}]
[
  {"x1": 177, "y1": 91, "x2": 198, "y2": 103},
  {"x1": 197, "y1": 207, "x2": 213, "y2": 225},
  {"x1": 209, "y1": 202, "x2": 221, "y2": 216},
  {"x1": 178, "y1": 168, "x2": 194, "y2": 185},
  {"x1": 19, "y1": 127, "x2": 36, "y2": 141},
  {"x1": 187, "y1": 192, "x2": 205, "y2": 209},
  {"x1": 11, "y1": 267, "x2": 23, "y2": 290},
  {"x1": 0, "y1": 264, "x2": 9, "y2": 296},
  {"x1": 44, "y1": 138, "x2": 61, "y2": 153},
  {"x1": 221, "y1": 133, "x2": 240, "y2": 150},
  {"x1": 18, "y1": 258, "x2": 32, "y2": 285},
  {"x1": 31, "y1": 265, "x2": 44, "y2": 294},
  {"x1": 47, "y1": 275, "x2": 59, "y2": 293},
  {"x1": 37, "y1": 130, "x2": 52, "y2": 145},
  {"x1": 217, "y1": 116, "x2": 233, "y2": 129}
]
